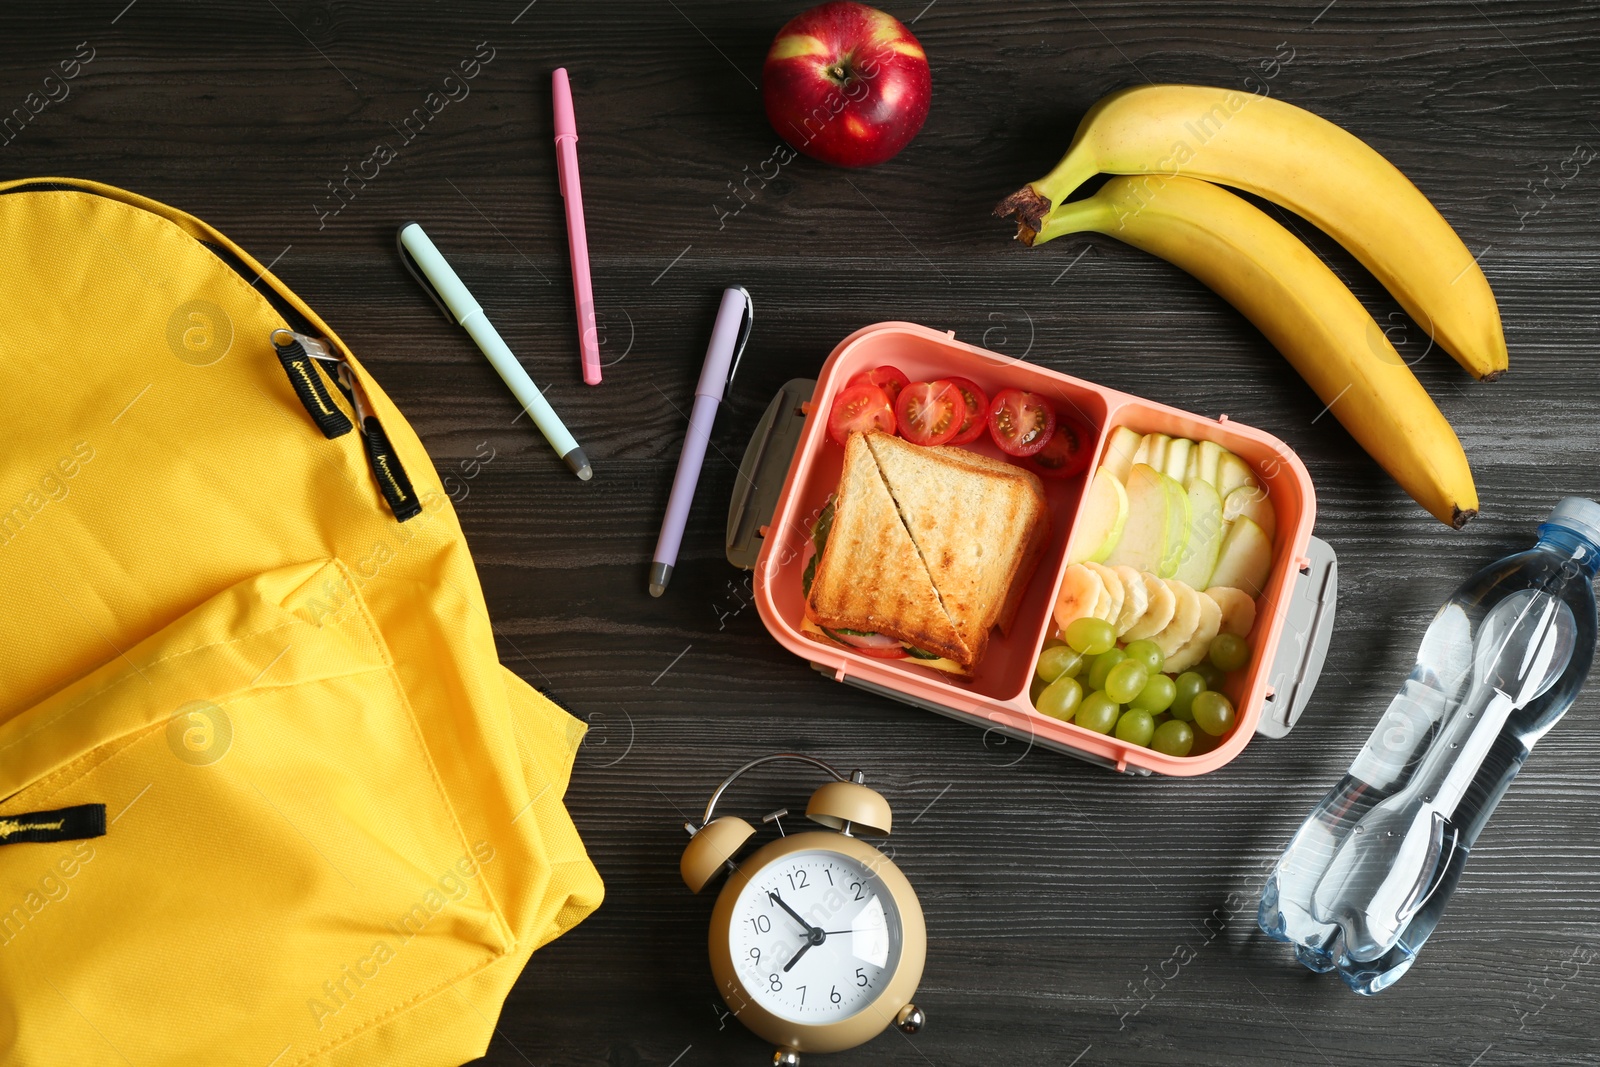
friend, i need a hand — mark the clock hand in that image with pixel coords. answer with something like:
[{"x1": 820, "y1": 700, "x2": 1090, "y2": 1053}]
[
  {"x1": 767, "y1": 891, "x2": 816, "y2": 935},
  {"x1": 782, "y1": 940, "x2": 814, "y2": 973}
]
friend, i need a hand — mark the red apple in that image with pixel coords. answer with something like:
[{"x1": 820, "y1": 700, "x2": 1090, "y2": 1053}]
[{"x1": 762, "y1": 2, "x2": 932, "y2": 167}]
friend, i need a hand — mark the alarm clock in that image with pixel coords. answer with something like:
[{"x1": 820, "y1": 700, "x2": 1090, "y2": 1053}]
[{"x1": 681, "y1": 753, "x2": 927, "y2": 1066}]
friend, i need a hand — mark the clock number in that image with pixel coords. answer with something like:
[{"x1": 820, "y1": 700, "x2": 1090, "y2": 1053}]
[
  {"x1": 768, "y1": 973, "x2": 782, "y2": 993},
  {"x1": 787, "y1": 869, "x2": 809, "y2": 891},
  {"x1": 849, "y1": 881, "x2": 866, "y2": 902},
  {"x1": 830, "y1": 985, "x2": 842, "y2": 1004},
  {"x1": 824, "y1": 869, "x2": 834, "y2": 886},
  {"x1": 748, "y1": 948, "x2": 760, "y2": 965},
  {"x1": 750, "y1": 914, "x2": 771, "y2": 935},
  {"x1": 856, "y1": 967, "x2": 869, "y2": 987},
  {"x1": 797, "y1": 985, "x2": 807, "y2": 1004}
]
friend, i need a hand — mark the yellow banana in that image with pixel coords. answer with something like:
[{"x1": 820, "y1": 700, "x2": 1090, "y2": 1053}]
[
  {"x1": 994, "y1": 84, "x2": 1507, "y2": 380},
  {"x1": 1031, "y1": 175, "x2": 1478, "y2": 528}
]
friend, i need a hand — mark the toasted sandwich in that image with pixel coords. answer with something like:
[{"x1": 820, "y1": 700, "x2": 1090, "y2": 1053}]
[
  {"x1": 803, "y1": 430, "x2": 1049, "y2": 675},
  {"x1": 866, "y1": 432, "x2": 1048, "y2": 666}
]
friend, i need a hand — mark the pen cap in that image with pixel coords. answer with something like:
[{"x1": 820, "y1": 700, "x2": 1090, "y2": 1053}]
[
  {"x1": 552, "y1": 68, "x2": 577, "y2": 138},
  {"x1": 398, "y1": 223, "x2": 482, "y2": 325},
  {"x1": 695, "y1": 288, "x2": 751, "y2": 400}
]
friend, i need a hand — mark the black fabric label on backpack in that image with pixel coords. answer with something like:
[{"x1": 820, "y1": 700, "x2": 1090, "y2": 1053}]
[
  {"x1": 361, "y1": 416, "x2": 422, "y2": 521},
  {"x1": 275, "y1": 340, "x2": 354, "y2": 439},
  {"x1": 0, "y1": 805, "x2": 107, "y2": 846}
]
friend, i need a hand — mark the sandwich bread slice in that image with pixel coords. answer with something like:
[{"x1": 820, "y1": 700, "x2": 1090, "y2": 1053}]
[
  {"x1": 866, "y1": 432, "x2": 1049, "y2": 666},
  {"x1": 806, "y1": 432, "x2": 971, "y2": 664}
]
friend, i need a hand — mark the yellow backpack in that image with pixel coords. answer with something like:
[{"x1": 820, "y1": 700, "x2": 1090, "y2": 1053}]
[{"x1": 0, "y1": 178, "x2": 603, "y2": 1066}]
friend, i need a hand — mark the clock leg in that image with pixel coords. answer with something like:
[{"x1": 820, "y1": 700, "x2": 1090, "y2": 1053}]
[
  {"x1": 773, "y1": 1049, "x2": 802, "y2": 1067},
  {"x1": 896, "y1": 1003, "x2": 926, "y2": 1034}
]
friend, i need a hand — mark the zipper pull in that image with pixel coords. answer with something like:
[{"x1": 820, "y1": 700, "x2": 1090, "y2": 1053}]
[
  {"x1": 0, "y1": 804, "x2": 107, "y2": 846},
  {"x1": 268, "y1": 329, "x2": 422, "y2": 522},
  {"x1": 271, "y1": 328, "x2": 354, "y2": 439}
]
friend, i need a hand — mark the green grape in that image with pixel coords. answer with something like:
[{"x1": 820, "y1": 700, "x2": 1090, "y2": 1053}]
[
  {"x1": 1036, "y1": 645, "x2": 1085, "y2": 685},
  {"x1": 1075, "y1": 691, "x2": 1120, "y2": 734},
  {"x1": 1086, "y1": 648, "x2": 1127, "y2": 690},
  {"x1": 1193, "y1": 660, "x2": 1227, "y2": 690},
  {"x1": 1114, "y1": 708, "x2": 1155, "y2": 747},
  {"x1": 1192, "y1": 691, "x2": 1237, "y2": 736},
  {"x1": 1170, "y1": 671, "x2": 1207, "y2": 722},
  {"x1": 1030, "y1": 674, "x2": 1049, "y2": 707},
  {"x1": 1208, "y1": 632, "x2": 1250, "y2": 673},
  {"x1": 1151, "y1": 719, "x2": 1194, "y2": 757},
  {"x1": 1104, "y1": 659, "x2": 1150, "y2": 704},
  {"x1": 1065, "y1": 617, "x2": 1116, "y2": 656},
  {"x1": 1042, "y1": 634, "x2": 1067, "y2": 650},
  {"x1": 1036, "y1": 675, "x2": 1084, "y2": 722},
  {"x1": 1122, "y1": 638, "x2": 1164, "y2": 673},
  {"x1": 1130, "y1": 673, "x2": 1177, "y2": 713}
]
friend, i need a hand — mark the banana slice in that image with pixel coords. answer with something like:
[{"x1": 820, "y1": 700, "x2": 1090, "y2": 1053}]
[
  {"x1": 1165, "y1": 590, "x2": 1223, "y2": 673},
  {"x1": 1112, "y1": 565, "x2": 1149, "y2": 635},
  {"x1": 1084, "y1": 562, "x2": 1125, "y2": 624},
  {"x1": 1206, "y1": 586, "x2": 1258, "y2": 637},
  {"x1": 1122, "y1": 571, "x2": 1175, "y2": 641},
  {"x1": 1054, "y1": 564, "x2": 1107, "y2": 634},
  {"x1": 1151, "y1": 580, "x2": 1203, "y2": 658}
]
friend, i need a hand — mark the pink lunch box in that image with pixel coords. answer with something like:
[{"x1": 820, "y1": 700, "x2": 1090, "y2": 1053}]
[{"x1": 726, "y1": 322, "x2": 1336, "y2": 776}]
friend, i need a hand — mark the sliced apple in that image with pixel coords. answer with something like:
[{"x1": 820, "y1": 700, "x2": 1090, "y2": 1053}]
[
  {"x1": 1132, "y1": 433, "x2": 1170, "y2": 473},
  {"x1": 1194, "y1": 440, "x2": 1226, "y2": 487},
  {"x1": 1084, "y1": 562, "x2": 1125, "y2": 624},
  {"x1": 1151, "y1": 580, "x2": 1203, "y2": 658},
  {"x1": 1122, "y1": 571, "x2": 1176, "y2": 640},
  {"x1": 1053, "y1": 564, "x2": 1106, "y2": 635},
  {"x1": 1067, "y1": 466, "x2": 1129, "y2": 565},
  {"x1": 1223, "y1": 484, "x2": 1277, "y2": 543},
  {"x1": 1111, "y1": 564, "x2": 1149, "y2": 635},
  {"x1": 1215, "y1": 451, "x2": 1260, "y2": 500},
  {"x1": 1165, "y1": 588, "x2": 1223, "y2": 673},
  {"x1": 1206, "y1": 586, "x2": 1258, "y2": 637},
  {"x1": 1173, "y1": 478, "x2": 1224, "y2": 590},
  {"x1": 1155, "y1": 470, "x2": 1191, "y2": 578},
  {"x1": 1209, "y1": 516, "x2": 1272, "y2": 597},
  {"x1": 1106, "y1": 464, "x2": 1171, "y2": 574},
  {"x1": 1102, "y1": 426, "x2": 1143, "y2": 483},
  {"x1": 1162, "y1": 438, "x2": 1194, "y2": 483}
]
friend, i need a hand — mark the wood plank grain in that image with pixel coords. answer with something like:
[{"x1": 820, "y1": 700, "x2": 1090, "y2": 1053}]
[{"x1": 4, "y1": 1, "x2": 1600, "y2": 1064}]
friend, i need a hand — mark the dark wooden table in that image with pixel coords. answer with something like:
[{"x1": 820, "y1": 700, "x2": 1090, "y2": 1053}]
[{"x1": 6, "y1": 2, "x2": 1599, "y2": 1064}]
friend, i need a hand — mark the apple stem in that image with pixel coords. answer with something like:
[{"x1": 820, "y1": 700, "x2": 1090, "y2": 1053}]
[{"x1": 829, "y1": 64, "x2": 847, "y2": 81}]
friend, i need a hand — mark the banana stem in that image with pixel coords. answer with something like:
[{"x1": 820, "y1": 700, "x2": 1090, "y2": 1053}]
[{"x1": 993, "y1": 150, "x2": 1098, "y2": 231}]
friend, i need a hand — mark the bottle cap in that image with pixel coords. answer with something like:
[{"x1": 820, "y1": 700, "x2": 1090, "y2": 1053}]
[{"x1": 1543, "y1": 497, "x2": 1600, "y2": 550}]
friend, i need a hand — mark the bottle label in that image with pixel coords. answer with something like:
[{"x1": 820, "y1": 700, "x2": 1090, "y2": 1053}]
[{"x1": 1349, "y1": 680, "x2": 1449, "y2": 789}]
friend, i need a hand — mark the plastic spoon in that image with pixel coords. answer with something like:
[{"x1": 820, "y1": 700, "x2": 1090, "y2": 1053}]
[{"x1": 1308, "y1": 588, "x2": 1576, "y2": 962}]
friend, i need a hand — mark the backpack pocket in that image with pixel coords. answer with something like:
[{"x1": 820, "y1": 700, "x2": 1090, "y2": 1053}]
[{"x1": 0, "y1": 559, "x2": 511, "y2": 1067}]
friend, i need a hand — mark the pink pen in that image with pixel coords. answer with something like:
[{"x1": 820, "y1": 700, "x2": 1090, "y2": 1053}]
[{"x1": 553, "y1": 68, "x2": 602, "y2": 385}]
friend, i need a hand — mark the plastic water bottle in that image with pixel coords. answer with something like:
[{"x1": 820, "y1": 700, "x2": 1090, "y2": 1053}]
[{"x1": 1258, "y1": 498, "x2": 1600, "y2": 995}]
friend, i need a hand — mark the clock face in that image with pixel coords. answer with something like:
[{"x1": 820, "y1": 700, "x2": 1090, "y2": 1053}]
[{"x1": 727, "y1": 848, "x2": 903, "y2": 1024}]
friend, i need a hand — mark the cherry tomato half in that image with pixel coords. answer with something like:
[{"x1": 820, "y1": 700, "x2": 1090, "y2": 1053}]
[
  {"x1": 827, "y1": 382, "x2": 895, "y2": 446},
  {"x1": 896, "y1": 380, "x2": 964, "y2": 446},
  {"x1": 944, "y1": 376, "x2": 990, "y2": 446},
  {"x1": 848, "y1": 365, "x2": 910, "y2": 409},
  {"x1": 1022, "y1": 414, "x2": 1094, "y2": 479},
  {"x1": 987, "y1": 388, "x2": 1057, "y2": 457}
]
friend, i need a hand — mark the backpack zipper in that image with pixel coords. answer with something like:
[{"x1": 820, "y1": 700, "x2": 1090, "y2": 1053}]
[{"x1": 271, "y1": 330, "x2": 422, "y2": 522}]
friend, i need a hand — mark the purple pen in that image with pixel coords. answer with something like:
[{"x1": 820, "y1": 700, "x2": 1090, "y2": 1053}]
[{"x1": 649, "y1": 287, "x2": 753, "y2": 596}]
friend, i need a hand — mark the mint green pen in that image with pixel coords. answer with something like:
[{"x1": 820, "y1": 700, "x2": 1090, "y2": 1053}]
[{"x1": 397, "y1": 222, "x2": 591, "y2": 480}]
